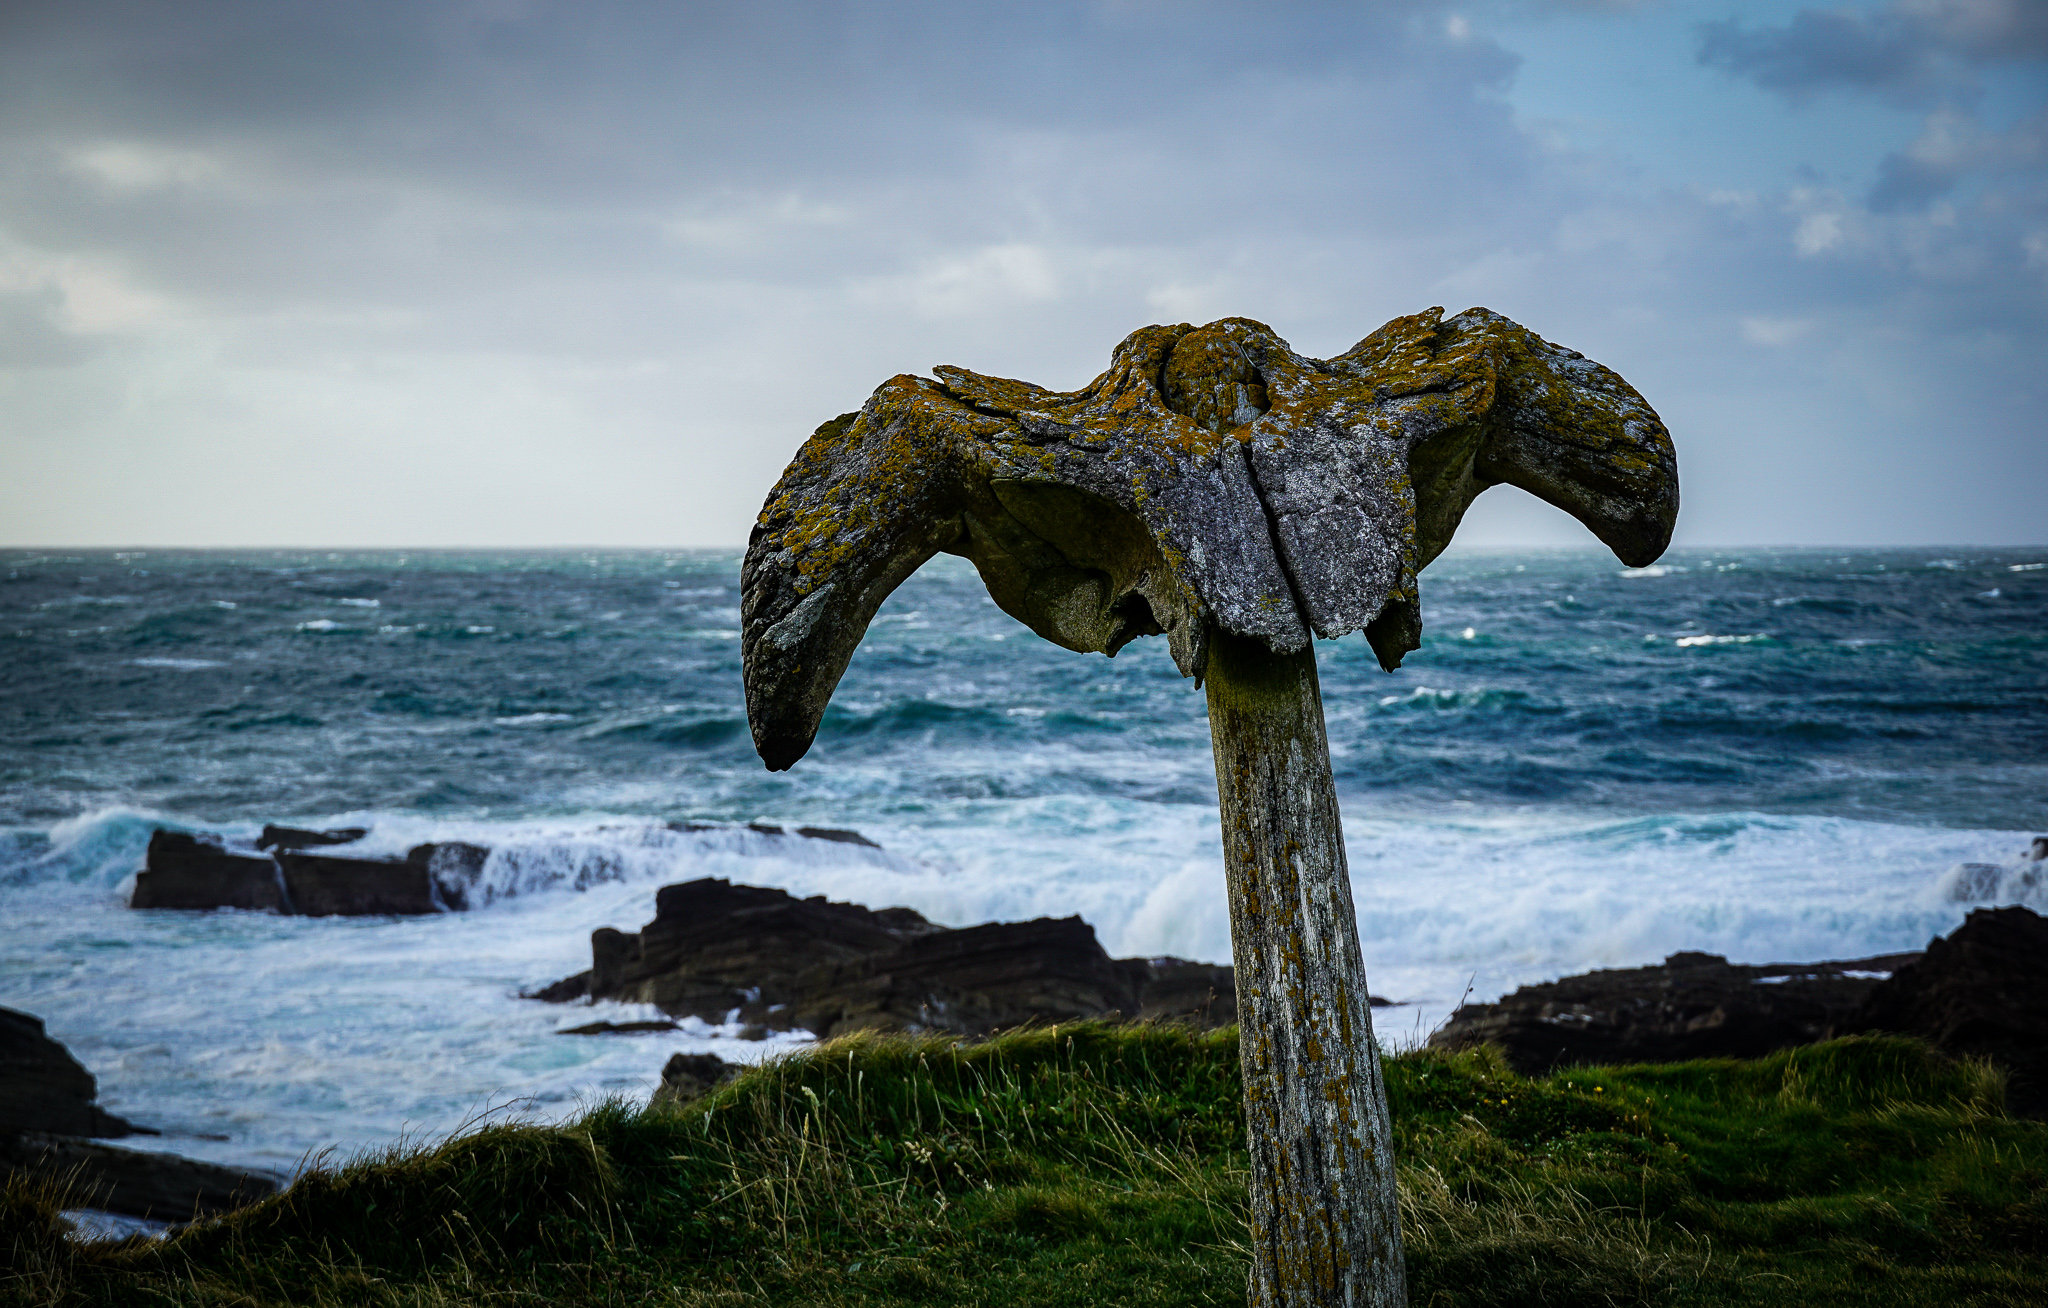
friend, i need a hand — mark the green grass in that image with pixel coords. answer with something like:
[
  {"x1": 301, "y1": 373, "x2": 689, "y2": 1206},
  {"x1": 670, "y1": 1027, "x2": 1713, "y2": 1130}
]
[{"x1": 4, "y1": 1027, "x2": 2042, "y2": 1306}]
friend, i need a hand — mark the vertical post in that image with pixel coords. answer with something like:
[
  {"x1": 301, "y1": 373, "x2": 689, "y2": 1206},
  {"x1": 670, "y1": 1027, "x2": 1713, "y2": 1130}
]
[{"x1": 1205, "y1": 631, "x2": 1406, "y2": 1308}]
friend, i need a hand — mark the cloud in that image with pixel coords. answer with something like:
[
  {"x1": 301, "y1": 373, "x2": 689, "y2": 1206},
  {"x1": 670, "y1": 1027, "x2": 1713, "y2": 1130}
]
[
  {"x1": 0, "y1": 0, "x2": 2041, "y2": 547},
  {"x1": 1869, "y1": 104, "x2": 2047, "y2": 209},
  {"x1": 1697, "y1": 0, "x2": 2048, "y2": 109}
]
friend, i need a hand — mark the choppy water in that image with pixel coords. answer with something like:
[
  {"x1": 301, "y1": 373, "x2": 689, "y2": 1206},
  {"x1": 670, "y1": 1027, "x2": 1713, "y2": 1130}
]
[{"x1": 3, "y1": 546, "x2": 2044, "y2": 1176}]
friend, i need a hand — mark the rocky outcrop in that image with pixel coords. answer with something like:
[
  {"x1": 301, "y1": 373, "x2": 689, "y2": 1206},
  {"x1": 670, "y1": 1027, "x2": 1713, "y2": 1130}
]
[
  {"x1": 653, "y1": 1053, "x2": 739, "y2": 1106},
  {"x1": 533, "y1": 878, "x2": 1241, "y2": 1038},
  {"x1": 1, "y1": 1007, "x2": 140, "y2": 1139},
  {"x1": 131, "y1": 832, "x2": 288, "y2": 912},
  {"x1": 1853, "y1": 906, "x2": 2048, "y2": 1117},
  {"x1": 131, "y1": 827, "x2": 485, "y2": 916},
  {"x1": 0, "y1": 1133, "x2": 277, "y2": 1222},
  {"x1": 1429, "y1": 906, "x2": 2048, "y2": 1117},
  {"x1": 1428, "y1": 950, "x2": 1917, "y2": 1074},
  {"x1": 2, "y1": 1006, "x2": 278, "y2": 1222},
  {"x1": 275, "y1": 850, "x2": 439, "y2": 916},
  {"x1": 130, "y1": 823, "x2": 864, "y2": 915},
  {"x1": 256, "y1": 824, "x2": 368, "y2": 851}
]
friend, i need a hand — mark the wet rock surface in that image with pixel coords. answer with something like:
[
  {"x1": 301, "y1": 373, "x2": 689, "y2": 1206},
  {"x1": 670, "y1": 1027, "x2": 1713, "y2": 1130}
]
[
  {"x1": 1428, "y1": 951, "x2": 1917, "y2": 1073},
  {"x1": 2, "y1": 1006, "x2": 278, "y2": 1222},
  {"x1": 256, "y1": 824, "x2": 368, "y2": 851},
  {"x1": 1431, "y1": 905, "x2": 2048, "y2": 1117},
  {"x1": 1, "y1": 1007, "x2": 139, "y2": 1140},
  {"x1": 534, "y1": 877, "x2": 1241, "y2": 1038},
  {"x1": 275, "y1": 850, "x2": 440, "y2": 916},
  {"x1": 130, "y1": 831, "x2": 287, "y2": 912},
  {"x1": 1853, "y1": 906, "x2": 2048, "y2": 1117},
  {"x1": 129, "y1": 825, "x2": 873, "y2": 915},
  {"x1": 1, "y1": 1133, "x2": 278, "y2": 1222}
]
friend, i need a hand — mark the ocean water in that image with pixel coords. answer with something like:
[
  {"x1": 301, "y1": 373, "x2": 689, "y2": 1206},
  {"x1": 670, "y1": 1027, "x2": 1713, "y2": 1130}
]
[{"x1": 2, "y1": 546, "x2": 2044, "y2": 1178}]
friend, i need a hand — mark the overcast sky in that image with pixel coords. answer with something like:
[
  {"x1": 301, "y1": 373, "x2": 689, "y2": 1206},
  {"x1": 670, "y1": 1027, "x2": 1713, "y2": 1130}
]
[{"x1": 2, "y1": 0, "x2": 2042, "y2": 548}]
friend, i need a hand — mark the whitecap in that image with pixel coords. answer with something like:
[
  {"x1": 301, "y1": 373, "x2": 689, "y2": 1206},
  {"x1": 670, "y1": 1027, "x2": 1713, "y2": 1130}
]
[
  {"x1": 2010, "y1": 563, "x2": 2045, "y2": 572},
  {"x1": 493, "y1": 713, "x2": 574, "y2": 726},
  {"x1": 1935, "y1": 850, "x2": 2045, "y2": 910},
  {"x1": 1674, "y1": 633, "x2": 1769, "y2": 648},
  {"x1": 129, "y1": 658, "x2": 224, "y2": 670},
  {"x1": 1619, "y1": 565, "x2": 1670, "y2": 578},
  {"x1": 295, "y1": 619, "x2": 342, "y2": 632},
  {"x1": 337, "y1": 598, "x2": 380, "y2": 608}
]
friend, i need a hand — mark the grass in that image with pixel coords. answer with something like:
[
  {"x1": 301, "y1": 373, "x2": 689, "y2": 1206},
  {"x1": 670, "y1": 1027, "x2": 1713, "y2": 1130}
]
[{"x1": 3, "y1": 1026, "x2": 2043, "y2": 1306}]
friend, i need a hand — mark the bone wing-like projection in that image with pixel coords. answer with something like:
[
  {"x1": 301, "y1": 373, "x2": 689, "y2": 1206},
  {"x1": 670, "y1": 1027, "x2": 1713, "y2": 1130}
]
[{"x1": 741, "y1": 307, "x2": 1677, "y2": 769}]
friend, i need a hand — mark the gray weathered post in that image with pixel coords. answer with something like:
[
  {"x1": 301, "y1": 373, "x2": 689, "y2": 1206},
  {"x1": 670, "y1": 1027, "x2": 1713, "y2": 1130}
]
[
  {"x1": 739, "y1": 308, "x2": 1678, "y2": 1308},
  {"x1": 1207, "y1": 633, "x2": 1402, "y2": 1304}
]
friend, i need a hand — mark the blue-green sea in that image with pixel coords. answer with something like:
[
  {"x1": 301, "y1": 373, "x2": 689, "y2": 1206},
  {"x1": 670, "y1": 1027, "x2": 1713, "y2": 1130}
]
[{"x1": 2, "y1": 546, "x2": 2043, "y2": 1176}]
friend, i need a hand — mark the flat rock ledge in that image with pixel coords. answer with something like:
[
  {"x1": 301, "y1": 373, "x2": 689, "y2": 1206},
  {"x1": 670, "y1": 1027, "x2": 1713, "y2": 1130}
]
[
  {"x1": 129, "y1": 822, "x2": 882, "y2": 917},
  {"x1": 531, "y1": 877, "x2": 1242, "y2": 1039},
  {"x1": 1430, "y1": 905, "x2": 2047, "y2": 1116},
  {"x1": 2, "y1": 1005, "x2": 279, "y2": 1223},
  {"x1": 130, "y1": 828, "x2": 486, "y2": 916}
]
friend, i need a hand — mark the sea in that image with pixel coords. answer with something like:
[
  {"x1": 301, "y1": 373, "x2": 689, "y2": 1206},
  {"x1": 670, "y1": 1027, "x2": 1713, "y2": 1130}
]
[{"x1": 2, "y1": 546, "x2": 2044, "y2": 1185}]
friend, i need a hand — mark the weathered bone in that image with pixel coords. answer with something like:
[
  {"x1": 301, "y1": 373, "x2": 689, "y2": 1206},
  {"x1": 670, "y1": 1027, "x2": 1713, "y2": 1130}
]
[
  {"x1": 742, "y1": 307, "x2": 1676, "y2": 771},
  {"x1": 739, "y1": 307, "x2": 1679, "y2": 1308}
]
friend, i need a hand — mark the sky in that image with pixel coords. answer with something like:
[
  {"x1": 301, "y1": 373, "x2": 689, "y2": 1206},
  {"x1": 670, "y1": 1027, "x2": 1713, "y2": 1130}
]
[{"x1": 0, "y1": 0, "x2": 2042, "y2": 549}]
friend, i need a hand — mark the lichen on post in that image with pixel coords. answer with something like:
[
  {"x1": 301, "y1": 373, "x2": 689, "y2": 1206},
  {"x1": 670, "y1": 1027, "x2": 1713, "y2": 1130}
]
[{"x1": 739, "y1": 307, "x2": 1679, "y2": 1308}]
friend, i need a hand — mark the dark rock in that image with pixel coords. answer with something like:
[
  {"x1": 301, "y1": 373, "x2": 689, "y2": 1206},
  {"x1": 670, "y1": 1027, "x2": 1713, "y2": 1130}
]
[
  {"x1": 2, "y1": 1008, "x2": 275, "y2": 1223},
  {"x1": 584, "y1": 878, "x2": 934, "y2": 1022},
  {"x1": 276, "y1": 851, "x2": 439, "y2": 916},
  {"x1": 0, "y1": 1132, "x2": 277, "y2": 1222},
  {"x1": 406, "y1": 841, "x2": 492, "y2": 910},
  {"x1": 653, "y1": 1053, "x2": 738, "y2": 1106},
  {"x1": 1132, "y1": 958, "x2": 1239, "y2": 1026},
  {"x1": 0, "y1": 1007, "x2": 140, "y2": 1139},
  {"x1": 133, "y1": 829, "x2": 498, "y2": 915},
  {"x1": 1854, "y1": 906, "x2": 2048, "y2": 1117},
  {"x1": 791, "y1": 914, "x2": 1144, "y2": 1038},
  {"x1": 1428, "y1": 950, "x2": 1918, "y2": 1075},
  {"x1": 555, "y1": 1020, "x2": 681, "y2": 1036},
  {"x1": 256, "y1": 825, "x2": 367, "y2": 851},
  {"x1": 535, "y1": 878, "x2": 1245, "y2": 1038},
  {"x1": 526, "y1": 971, "x2": 591, "y2": 1003},
  {"x1": 794, "y1": 826, "x2": 881, "y2": 848},
  {"x1": 130, "y1": 831, "x2": 287, "y2": 913}
]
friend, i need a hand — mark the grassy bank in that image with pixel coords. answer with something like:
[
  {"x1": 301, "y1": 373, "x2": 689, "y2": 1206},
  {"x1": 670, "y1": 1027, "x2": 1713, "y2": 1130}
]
[{"x1": 4, "y1": 1026, "x2": 2043, "y2": 1306}]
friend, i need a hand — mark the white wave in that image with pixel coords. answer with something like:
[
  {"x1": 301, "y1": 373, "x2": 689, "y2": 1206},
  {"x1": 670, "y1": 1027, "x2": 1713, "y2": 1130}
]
[
  {"x1": 2, "y1": 801, "x2": 2032, "y2": 1173},
  {"x1": 1935, "y1": 845, "x2": 2047, "y2": 911},
  {"x1": 1673, "y1": 633, "x2": 1770, "y2": 648},
  {"x1": 294, "y1": 619, "x2": 342, "y2": 632},
  {"x1": 337, "y1": 598, "x2": 380, "y2": 608},
  {"x1": 129, "y1": 658, "x2": 224, "y2": 670},
  {"x1": 492, "y1": 713, "x2": 574, "y2": 726}
]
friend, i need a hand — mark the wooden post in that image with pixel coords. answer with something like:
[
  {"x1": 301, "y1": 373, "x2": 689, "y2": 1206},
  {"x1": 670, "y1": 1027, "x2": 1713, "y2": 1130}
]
[{"x1": 1205, "y1": 630, "x2": 1406, "y2": 1308}]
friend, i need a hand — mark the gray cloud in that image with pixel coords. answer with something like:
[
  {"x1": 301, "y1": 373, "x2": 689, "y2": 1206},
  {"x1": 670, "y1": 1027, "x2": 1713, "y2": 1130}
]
[
  {"x1": 1696, "y1": 0, "x2": 2048, "y2": 108},
  {"x1": 0, "y1": 0, "x2": 2042, "y2": 547}
]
